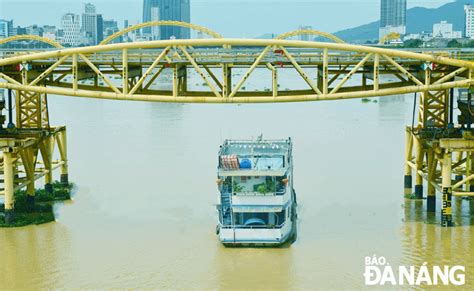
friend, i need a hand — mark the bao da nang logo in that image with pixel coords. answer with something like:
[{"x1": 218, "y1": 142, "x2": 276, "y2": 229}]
[{"x1": 364, "y1": 256, "x2": 465, "y2": 286}]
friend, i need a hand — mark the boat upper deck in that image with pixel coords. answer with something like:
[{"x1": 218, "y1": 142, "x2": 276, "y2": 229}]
[{"x1": 218, "y1": 138, "x2": 292, "y2": 177}]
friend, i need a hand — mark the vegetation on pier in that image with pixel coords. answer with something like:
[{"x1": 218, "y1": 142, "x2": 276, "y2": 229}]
[
  {"x1": 404, "y1": 193, "x2": 418, "y2": 200},
  {"x1": 0, "y1": 181, "x2": 74, "y2": 227}
]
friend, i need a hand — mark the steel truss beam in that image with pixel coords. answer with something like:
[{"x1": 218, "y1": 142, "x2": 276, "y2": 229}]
[{"x1": 0, "y1": 39, "x2": 472, "y2": 104}]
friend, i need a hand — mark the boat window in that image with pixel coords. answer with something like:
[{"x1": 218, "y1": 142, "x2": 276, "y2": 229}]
[{"x1": 234, "y1": 211, "x2": 286, "y2": 227}]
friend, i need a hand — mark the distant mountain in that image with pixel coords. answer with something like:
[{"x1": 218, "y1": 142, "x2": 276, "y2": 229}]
[{"x1": 333, "y1": 0, "x2": 474, "y2": 43}]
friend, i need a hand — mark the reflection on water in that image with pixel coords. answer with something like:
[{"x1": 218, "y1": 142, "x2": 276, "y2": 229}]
[
  {"x1": 403, "y1": 196, "x2": 474, "y2": 227},
  {"x1": 377, "y1": 94, "x2": 409, "y2": 123},
  {"x1": 0, "y1": 75, "x2": 473, "y2": 288},
  {"x1": 401, "y1": 200, "x2": 474, "y2": 289}
]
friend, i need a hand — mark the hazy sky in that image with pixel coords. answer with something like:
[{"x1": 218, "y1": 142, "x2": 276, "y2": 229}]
[{"x1": 0, "y1": 0, "x2": 454, "y2": 37}]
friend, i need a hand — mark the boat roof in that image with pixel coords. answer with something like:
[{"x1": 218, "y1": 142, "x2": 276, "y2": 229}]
[
  {"x1": 219, "y1": 138, "x2": 292, "y2": 157},
  {"x1": 218, "y1": 138, "x2": 292, "y2": 176}
]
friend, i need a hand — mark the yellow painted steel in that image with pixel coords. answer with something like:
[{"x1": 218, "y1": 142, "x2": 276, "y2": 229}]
[
  {"x1": 0, "y1": 128, "x2": 68, "y2": 201},
  {"x1": 56, "y1": 130, "x2": 68, "y2": 178},
  {"x1": 276, "y1": 29, "x2": 345, "y2": 43},
  {"x1": 0, "y1": 35, "x2": 64, "y2": 48},
  {"x1": 3, "y1": 151, "x2": 15, "y2": 210},
  {"x1": 16, "y1": 65, "x2": 50, "y2": 129},
  {"x1": 0, "y1": 38, "x2": 472, "y2": 105},
  {"x1": 426, "y1": 148, "x2": 436, "y2": 201},
  {"x1": 100, "y1": 20, "x2": 224, "y2": 45},
  {"x1": 39, "y1": 135, "x2": 54, "y2": 187},
  {"x1": 0, "y1": 77, "x2": 470, "y2": 104}
]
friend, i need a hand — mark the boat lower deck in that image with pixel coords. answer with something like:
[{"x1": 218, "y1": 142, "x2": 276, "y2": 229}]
[{"x1": 219, "y1": 219, "x2": 297, "y2": 247}]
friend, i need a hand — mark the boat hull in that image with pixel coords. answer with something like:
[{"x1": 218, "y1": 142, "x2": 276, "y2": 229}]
[{"x1": 218, "y1": 204, "x2": 297, "y2": 248}]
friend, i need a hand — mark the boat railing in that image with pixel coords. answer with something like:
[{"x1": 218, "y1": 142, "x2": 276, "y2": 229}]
[
  {"x1": 220, "y1": 187, "x2": 287, "y2": 196},
  {"x1": 220, "y1": 222, "x2": 286, "y2": 230},
  {"x1": 220, "y1": 181, "x2": 287, "y2": 196},
  {"x1": 228, "y1": 188, "x2": 287, "y2": 196}
]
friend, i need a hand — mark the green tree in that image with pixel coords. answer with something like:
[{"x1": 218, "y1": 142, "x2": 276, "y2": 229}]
[
  {"x1": 464, "y1": 40, "x2": 474, "y2": 48},
  {"x1": 403, "y1": 39, "x2": 423, "y2": 48},
  {"x1": 447, "y1": 39, "x2": 461, "y2": 48}
]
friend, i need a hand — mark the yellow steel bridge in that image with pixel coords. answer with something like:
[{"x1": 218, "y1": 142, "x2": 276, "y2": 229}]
[{"x1": 0, "y1": 21, "x2": 473, "y2": 226}]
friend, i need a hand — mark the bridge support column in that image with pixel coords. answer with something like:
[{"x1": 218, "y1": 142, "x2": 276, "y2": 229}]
[
  {"x1": 19, "y1": 147, "x2": 37, "y2": 212},
  {"x1": 172, "y1": 66, "x2": 178, "y2": 97},
  {"x1": 26, "y1": 178, "x2": 36, "y2": 212},
  {"x1": 272, "y1": 67, "x2": 278, "y2": 97},
  {"x1": 454, "y1": 152, "x2": 464, "y2": 189},
  {"x1": 39, "y1": 136, "x2": 54, "y2": 193},
  {"x1": 177, "y1": 65, "x2": 187, "y2": 95},
  {"x1": 317, "y1": 66, "x2": 323, "y2": 93},
  {"x1": 414, "y1": 135, "x2": 424, "y2": 199},
  {"x1": 223, "y1": 64, "x2": 232, "y2": 98},
  {"x1": 57, "y1": 129, "x2": 69, "y2": 185},
  {"x1": 469, "y1": 153, "x2": 474, "y2": 192},
  {"x1": 441, "y1": 151, "x2": 454, "y2": 227},
  {"x1": 427, "y1": 148, "x2": 436, "y2": 212},
  {"x1": 3, "y1": 151, "x2": 15, "y2": 224},
  {"x1": 404, "y1": 127, "x2": 413, "y2": 195}
]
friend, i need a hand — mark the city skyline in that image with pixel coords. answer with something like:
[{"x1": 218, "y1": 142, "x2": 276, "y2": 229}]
[
  {"x1": 0, "y1": 0, "x2": 453, "y2": 37},
  {"x1": 143, "y1": 0, "x2": 191, "y2": 39}
]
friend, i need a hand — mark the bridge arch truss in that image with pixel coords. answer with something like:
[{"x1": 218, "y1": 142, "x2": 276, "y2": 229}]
[
  {"x1": 100, "y1": 20, "x2": 224, "y2": 45},
  {"x1": 0, "y1": 39, "x2": 472, "y2": 105},
  {"x1": 276, "y1": 29, "x2": 345, "y2": 43}
]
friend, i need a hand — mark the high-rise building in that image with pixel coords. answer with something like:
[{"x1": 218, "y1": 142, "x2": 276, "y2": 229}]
[
  {"x1": 13, "y1": 27, "x2": 27, "y2": 36},
  {"x1": 104, "y1": 20, "x2": 119, "y2": 36},
  {"x1": 465, "y1": 5, "x2": 474, "y2": 38},
  {"x1": 142, "y1": 0, "x2": 191, "y2": 39},
  {"x1": 433, "y1": 21, "x2": 462, "y2": 39},
  {"x1": 150, "y1": 6, "x2": 160, "y2": 40},
  {"x1": 25, "y1": 25, "x2": 43, "y2": 36},
  {"x1": 379, "y1": 0, "x2": 407, "y2": 39},
  {"x1": 61, "y1": 13, "x2": 82, "y2": 46},
  {"x1": 0, "y1": 19, "x2": 13, "y2": 38},
  {"x1": 97, "y1": 14, "x2": 104, "y2": 43},
  {"x1": 82, "y1": 3, "x2": 103, "y2": 44},
  {"x1": 43, "y1": 25, "x2": 57, "y2": 41},
  {"x1": 122, "y1": 20, "x2": 130, "y2": 42},
  {"x1": 298, "y1": 26, "x2": 312, "y2": 41}
]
